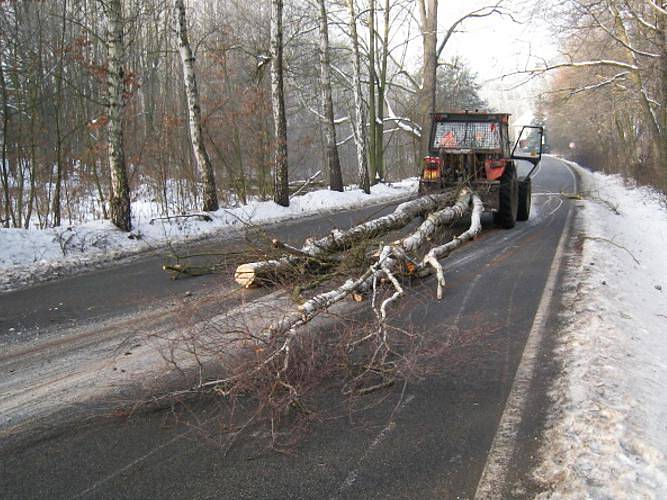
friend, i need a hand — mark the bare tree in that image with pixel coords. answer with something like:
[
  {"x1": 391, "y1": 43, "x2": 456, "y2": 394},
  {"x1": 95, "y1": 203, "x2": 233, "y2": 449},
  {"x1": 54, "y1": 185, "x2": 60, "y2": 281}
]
[
  {"x1": 102, "y1": 0, "x2": 131, "y2": 231},
  {"x1": 317, "y1": 0, "x2": 343, "y2": 192},
  {"x1": 347, "y1": 0, "x2": 371, "y2": 194},
  {"x1": 526, "y1": 0, "x2": 666, "y2": 181},
  {"x1": 416, "y1": 0, "x2": 437, "y2": 158},
  {"x1": 174, "y1": 0, "x2": 219, "y2": 212},
  {"x1": 271, "y1": 0, "x2": 289, "y2": 207}
]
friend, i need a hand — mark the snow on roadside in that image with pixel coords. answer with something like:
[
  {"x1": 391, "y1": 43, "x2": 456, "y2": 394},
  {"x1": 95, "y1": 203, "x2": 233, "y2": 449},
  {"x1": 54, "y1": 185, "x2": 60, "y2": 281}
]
[
  {"x1": 0, "y1": 180, "x2": 417, "y2": 292},
  {"x1": 534, "y1": 163, "x2": 667, "y2": 498}
]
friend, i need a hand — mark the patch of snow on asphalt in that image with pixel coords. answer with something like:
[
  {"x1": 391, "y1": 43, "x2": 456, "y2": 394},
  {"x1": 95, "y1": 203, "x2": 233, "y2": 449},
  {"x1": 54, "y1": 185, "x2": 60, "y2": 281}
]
[
  {"x1": 0, "y1": 180, "x2": 417, "y2": 291},
  {"x1": 534, "y1": 164, "x2": 667, "y2": 498}
]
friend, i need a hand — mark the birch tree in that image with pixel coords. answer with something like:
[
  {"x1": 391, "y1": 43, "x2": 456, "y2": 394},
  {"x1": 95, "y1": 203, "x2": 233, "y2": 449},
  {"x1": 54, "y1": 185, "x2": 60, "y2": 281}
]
[
  {"x1": 271, "y1": 0, "x2": 289, "y2": 207},
  {"x1": 347, "y1": 0, "x2": 371, "y2": 194},
  {"x1": 174, "y1": 0, "x2": 219, "y2": 212},
  {"x1": 317, "y1": 0, "x2": 343, "y2": 192},
  {"x1": 102, "y1": 0, "x2": 131, "y2": 231}
]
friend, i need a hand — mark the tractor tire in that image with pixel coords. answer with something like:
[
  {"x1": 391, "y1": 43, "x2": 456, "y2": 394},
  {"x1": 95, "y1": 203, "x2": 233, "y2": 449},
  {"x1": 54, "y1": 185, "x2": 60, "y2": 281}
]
[
  {"x1": 494, "y1": 162, "x2": 518, "y2": 229},
  {"x1": 517, "y1": 177, "x2": 531, "y2": 221}
]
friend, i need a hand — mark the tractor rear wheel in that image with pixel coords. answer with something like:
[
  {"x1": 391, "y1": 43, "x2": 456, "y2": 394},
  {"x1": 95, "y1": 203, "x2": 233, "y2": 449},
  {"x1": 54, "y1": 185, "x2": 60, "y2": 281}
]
[
  {"x1": 517, "y1": 177, "x2": 531, "y2": 221},
  {"x1": 494, "y1": 163, "x2": 518, "y2": 229}
]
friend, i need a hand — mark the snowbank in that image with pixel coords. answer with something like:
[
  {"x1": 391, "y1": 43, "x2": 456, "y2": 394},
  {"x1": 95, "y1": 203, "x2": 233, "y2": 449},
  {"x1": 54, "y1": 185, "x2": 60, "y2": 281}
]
[
  {"x1": 0, "y1": 180, "x2": 417, "y2": 292},
  {"x1": 534, "y1": 164, "x2": 667, "y2": 497}
]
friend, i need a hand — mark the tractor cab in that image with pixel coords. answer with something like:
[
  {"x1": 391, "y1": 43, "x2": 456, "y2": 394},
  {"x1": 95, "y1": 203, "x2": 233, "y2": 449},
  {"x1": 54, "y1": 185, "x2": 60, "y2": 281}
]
[{"x1": 419, "y1": 111, "x2": 544, "y2": 229}]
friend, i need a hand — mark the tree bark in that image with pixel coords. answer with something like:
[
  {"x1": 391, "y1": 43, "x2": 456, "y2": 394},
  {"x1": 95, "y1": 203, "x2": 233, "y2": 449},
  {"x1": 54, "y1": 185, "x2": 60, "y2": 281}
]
[
  {"x1": 271, "y1": 0, "x2": 290, "y2": 207},
  {"x1": 610, "y1": 3, "x2": 664, "y2": 164},
  {"x1": 174, "y1": 0, "x2": 219, "y2": 212},
  {"x1": 317, "y1": 0, "x2": 344, "y2": 192},
  {"x1": 658, "y1": 5, "x2": 667, "y2": 168},
  {"x1": 51, "y1": 0, "x2": 68, "y2": 228},
  {"x1": 234, "y1": 190, "x2": 459, "y2": 287},
  {"x1": 267, "y1": 190, "x2": 473, "y2": 335},
  {"x1": 375, "y1": 0, "x2": 390, "y2": 182},
  {"x1": 417, "y1": 0, "x2": 437, "y2": 159},
  {"x1": 0, "y1": 53, "x2": 13, "y2": 228},
  {"x1": 368, "y1": 0, "x2": 377, "y2": 184},
  {"x1": 103, "y1": 0, "x2": 131, "y2": 231},
  {"x1": 347, "y1": 0, "x2": 371, "y2": 194}
]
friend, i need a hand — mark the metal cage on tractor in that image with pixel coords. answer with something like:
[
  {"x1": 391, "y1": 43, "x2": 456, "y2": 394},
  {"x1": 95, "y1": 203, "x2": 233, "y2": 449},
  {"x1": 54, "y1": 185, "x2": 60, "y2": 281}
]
[{"x1": 419, "y1": 111, "x2": 544, "y2": 229}]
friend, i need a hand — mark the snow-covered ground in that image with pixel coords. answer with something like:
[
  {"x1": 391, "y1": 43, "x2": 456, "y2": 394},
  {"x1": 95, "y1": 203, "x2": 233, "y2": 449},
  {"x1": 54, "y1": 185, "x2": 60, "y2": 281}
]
[
  {"x1": 0, "y1": 180, "x2": 417, "y2": 292},
  {"x1": 534, "y1": 163, "x2": 667, "y2": 497}
]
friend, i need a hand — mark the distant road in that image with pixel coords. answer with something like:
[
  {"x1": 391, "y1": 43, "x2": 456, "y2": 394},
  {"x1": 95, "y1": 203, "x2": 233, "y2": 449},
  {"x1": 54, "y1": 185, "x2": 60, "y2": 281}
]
[{"x1": 1, "y1": 156, "x2": 578, "y2": 499}]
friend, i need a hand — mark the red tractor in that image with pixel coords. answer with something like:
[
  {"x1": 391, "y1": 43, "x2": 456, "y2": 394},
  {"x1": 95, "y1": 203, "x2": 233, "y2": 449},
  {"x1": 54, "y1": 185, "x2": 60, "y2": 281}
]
[{"x1": 419, "y1": 112, "x2": 543, "y2": 228}]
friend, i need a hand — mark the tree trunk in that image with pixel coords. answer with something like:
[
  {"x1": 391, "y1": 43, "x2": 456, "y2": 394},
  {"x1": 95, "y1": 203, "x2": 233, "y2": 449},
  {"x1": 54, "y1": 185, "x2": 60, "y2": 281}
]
[
  {"x1": 368, "y1": 0, "x2": 377, "y2": 184},
  {"x1": 417, "y1": 0, "x2": 437, "y2": 160},
  {"x1": 0, "y1": 55, "x2": 13, "y2": 228},
  {"x1": 347, "y1": 0, "x2": 371, "y2": 194},
  {"x1": 235, "y1": 190, "x2": 459, "y2": 287},
  {"x1": 376, "y1": 0, "x2": 390, "y2": 182},
  {"x1": 174, "y1": 0, "x2": 219, "y2": 212},
  {"x1": 317, "y1": 0, "x2": 343, "y2": 192},
  {"x1": 51, "y1": 0, "x2": 68, "y2": 228},
  {"x1": 271, "y1": 0, "x2": 290, "y2": 207},
  {"x1": 610, "y1": 4, "x2": 664, "y2": 166},
  {"x1": 658, "y1": 6, "x2": 667, "y2": 170},
  {"x1": 103, "y1": 0, "x2": 131, "y2": 231}
]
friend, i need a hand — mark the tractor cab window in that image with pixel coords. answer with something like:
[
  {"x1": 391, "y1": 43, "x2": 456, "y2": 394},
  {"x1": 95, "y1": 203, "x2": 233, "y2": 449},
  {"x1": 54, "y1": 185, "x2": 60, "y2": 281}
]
[{"x1": 432, "y1": 121, "x2": 501, "y2": 151}]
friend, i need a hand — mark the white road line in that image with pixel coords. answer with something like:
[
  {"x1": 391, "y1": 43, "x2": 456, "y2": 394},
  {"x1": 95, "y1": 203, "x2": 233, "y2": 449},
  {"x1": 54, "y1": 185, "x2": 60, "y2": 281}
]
[
  {"x1": 73, "y1": 426, "x2": 198, "y2": 499},
  {"x1": 474, "y1": 160, "x2": 576, "y2": 499},
  {"x1": 333, "y1": 394, "x2": 416, "y2": 499}
]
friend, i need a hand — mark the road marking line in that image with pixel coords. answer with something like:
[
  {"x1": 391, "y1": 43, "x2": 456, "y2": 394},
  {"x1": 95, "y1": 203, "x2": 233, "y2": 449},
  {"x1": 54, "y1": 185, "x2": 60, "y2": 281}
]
[
  {"x1": 474, "y1": 161, "x2": 575, "y2": 499},
  {"x1": 333, "y1": 394, "x2": 416, "y2": 499},
  {"x1": 72, "y1": 425, "x2": 200, "y2": 499}
]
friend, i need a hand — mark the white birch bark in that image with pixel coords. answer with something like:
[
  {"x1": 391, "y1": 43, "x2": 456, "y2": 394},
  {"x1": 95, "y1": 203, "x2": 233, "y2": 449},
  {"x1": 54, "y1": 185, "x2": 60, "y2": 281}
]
[
  {"x1": 103, "y1": 0, "x2": 131, "y2": 231},
  {"x1": 268, "y1": 194, "x2": 474, "y2": 335},
  {"x1": 423, "y1": 194, "x2": 483, "y2": 299},
  {"x1": 174, "y1": 0, "x2": 219, "y2": 212},
  {"x1": 234, "y1": 190, "x2": 459, "y2": 287}
]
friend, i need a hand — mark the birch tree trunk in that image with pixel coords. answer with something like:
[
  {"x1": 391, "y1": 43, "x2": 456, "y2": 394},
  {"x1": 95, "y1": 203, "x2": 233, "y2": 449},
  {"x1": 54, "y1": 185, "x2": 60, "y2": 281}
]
[
  {"x1": 174, "y1": 0, "x2": 219, "y2": 212},
  {"x1": 317, "y1": 0, "x2": 344, "y2": 192},
  {"x1": 103, "y1": 0, "x2": 131, "y2": 231},
  {"x1": 235, "y1": 191, "x2": 458, "y2": 287},
  {"x1": 417, "y1": 0, "x2": 437, "y2": 159},
  {"x1": 347, "y1": 0, "x2": 371, "y2": 194},
  {"x1": 271, "y1": 0, "x2": 290, "y2": 207}
]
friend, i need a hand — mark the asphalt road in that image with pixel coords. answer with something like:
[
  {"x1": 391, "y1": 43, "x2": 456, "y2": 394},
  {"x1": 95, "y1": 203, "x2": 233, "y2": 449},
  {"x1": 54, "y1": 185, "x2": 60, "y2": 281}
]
[{"x1": 0, "y1": 157, "x2": 578, "y2": 499}]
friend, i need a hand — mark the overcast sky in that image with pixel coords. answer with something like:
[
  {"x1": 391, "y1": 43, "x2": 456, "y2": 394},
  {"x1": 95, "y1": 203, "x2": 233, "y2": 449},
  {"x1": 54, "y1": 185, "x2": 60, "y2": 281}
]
[{"x1": 438, "y1": 0, "x2": 558, "y2": 123}]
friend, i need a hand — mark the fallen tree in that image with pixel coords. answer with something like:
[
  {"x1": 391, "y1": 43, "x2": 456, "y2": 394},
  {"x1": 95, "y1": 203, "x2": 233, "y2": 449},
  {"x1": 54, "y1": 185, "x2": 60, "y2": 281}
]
[
  {"x1": 156, "y1": 187, "x2": 487, "y2": 451},
  {"x1": 234, "y1": 189, "x2": 462, "y2": 287},
  {"x1": 203, "y1": 188, "x2": 484, "y2": 384}
]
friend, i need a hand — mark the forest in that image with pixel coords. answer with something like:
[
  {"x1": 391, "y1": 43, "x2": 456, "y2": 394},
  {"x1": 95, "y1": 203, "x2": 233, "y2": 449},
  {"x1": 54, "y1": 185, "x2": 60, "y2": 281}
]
[{"x1": 0, "y1": 0, "x2": 665, "y2": 231}]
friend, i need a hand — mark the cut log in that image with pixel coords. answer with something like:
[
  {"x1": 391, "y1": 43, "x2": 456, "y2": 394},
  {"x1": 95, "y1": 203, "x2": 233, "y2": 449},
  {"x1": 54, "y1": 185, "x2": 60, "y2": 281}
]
[{"x1": 234, "y1": 259, "x2": 298, "y2": 288}]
